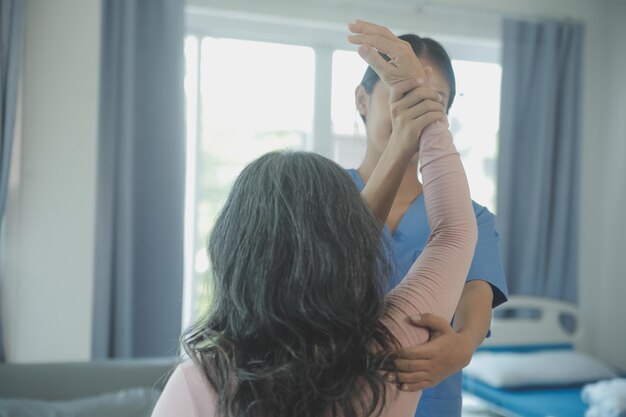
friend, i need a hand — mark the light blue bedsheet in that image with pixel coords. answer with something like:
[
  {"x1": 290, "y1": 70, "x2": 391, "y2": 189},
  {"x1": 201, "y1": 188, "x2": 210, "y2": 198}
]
[
  {"x1": 462, "y1": 376, "x2": 587, "y2": 417},
  {"x1": 462, "y1": 344, "x2": 587, "y2": 417}
]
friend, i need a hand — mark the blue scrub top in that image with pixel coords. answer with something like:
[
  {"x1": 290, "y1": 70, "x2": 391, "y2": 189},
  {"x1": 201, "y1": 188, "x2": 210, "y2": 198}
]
[{"x1": 347, "y1": 169, "x2": 508, "y2": 417}]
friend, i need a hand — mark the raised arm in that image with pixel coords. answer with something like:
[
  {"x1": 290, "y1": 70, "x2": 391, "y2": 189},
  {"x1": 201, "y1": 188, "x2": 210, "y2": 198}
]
[
  {"x1": 349, "y1": 20, "x2": 477, "y2": 417},
  {"x1": 382, "y1": 121, "x2": 476, "y2": 345},
  {"x1": 373, "y1": 115, "x2": 476, "y2": 417},
  {"x1": 348, "y1": 20, "x2": 444, "y2": 226},
  {"x1": 348, "y1": 16, "x2": 476, "y2": 351}
]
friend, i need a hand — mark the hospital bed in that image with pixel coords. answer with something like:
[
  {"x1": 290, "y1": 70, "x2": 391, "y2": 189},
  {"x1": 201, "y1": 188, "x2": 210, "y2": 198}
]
[{"x1": 462, "y1": 296, "x2": 620, "y2": 417}]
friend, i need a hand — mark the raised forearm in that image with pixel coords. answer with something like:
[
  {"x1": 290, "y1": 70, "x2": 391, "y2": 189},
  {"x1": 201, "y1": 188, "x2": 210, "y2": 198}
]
[
  {"x1": 453, "y1": 280, "x2": 494, "y2": 354},
  {"x1": 361, "y1": 138, "x2": 413, "y2": 225}
]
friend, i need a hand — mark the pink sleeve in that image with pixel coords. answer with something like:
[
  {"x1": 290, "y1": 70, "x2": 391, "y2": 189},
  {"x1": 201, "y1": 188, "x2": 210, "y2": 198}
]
[
  {"x1": 377, "y1": 121, "x2": 478, "y2": 416},
  {"x1": 151, "y1": 362, "x2": 218, "y2": 417}
]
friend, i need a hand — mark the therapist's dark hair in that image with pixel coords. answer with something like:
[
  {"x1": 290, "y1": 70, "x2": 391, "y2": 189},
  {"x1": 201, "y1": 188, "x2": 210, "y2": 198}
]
[
  {"x1": 183, "y1": 150, "x2": 398, "y2": 417},
  {"x1": 360, "y1": 34, "x2": 456, "y2": 114}
]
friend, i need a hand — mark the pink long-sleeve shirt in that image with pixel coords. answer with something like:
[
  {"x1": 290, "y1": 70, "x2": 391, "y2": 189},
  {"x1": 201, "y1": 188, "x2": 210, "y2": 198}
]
[{"x1": 152, "y1": 121, "x2": 477, "y2": 417}]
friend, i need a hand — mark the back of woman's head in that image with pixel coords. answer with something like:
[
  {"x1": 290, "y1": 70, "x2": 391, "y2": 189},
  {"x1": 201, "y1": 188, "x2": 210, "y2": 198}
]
[
  {"x1": 360, "y1": 34, "x2": 456, "y2": 112},
  {"x1": 184, "y1": 150, "x2": 395, "y2": 417}
]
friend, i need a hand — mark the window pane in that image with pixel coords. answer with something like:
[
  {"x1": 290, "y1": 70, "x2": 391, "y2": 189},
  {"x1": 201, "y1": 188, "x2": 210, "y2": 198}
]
[
  {"x1": 186, "y1": 38, "x2": 314, "y2": 323},
  {"x1": 331, "y1": 50, "x2": 368, "y2": 136},
  {"x1": 448, "y1": 60, "x2": 501, "y2": 213},
  {"x1": 331, "y1": 50, "x2": 367, "y2": 168}
]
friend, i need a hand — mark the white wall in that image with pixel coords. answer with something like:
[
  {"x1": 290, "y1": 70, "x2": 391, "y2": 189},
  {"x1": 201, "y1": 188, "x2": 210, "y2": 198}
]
[
  {"x1": 2, "y1": 0, "x2": 102, "y2": 363},
  {"x1": 590, "y1": 0, "x2": 626, "y2": 370}
]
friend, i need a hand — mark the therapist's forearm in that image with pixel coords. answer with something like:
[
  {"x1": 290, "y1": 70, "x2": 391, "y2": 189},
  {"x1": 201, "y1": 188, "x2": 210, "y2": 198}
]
[
  {"x1": 453, "y1": 280, "x2": 493, "y2": 354},
  {"x1": 361, "y1": 135, "x2": 414, "y2": 226}
]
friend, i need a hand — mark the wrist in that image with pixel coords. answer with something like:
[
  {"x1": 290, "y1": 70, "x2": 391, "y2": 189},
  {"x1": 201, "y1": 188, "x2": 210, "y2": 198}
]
[{"x1": 388, "y1": 131, "x2": 419, "y2": 157}]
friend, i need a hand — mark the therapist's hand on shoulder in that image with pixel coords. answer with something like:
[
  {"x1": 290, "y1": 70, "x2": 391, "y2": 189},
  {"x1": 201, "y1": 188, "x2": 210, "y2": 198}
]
[
  {"x1": 386, "y1": 313, "x2": 474, "y2": 391},
  {"x1": 347, "y1": 19, "x2": 426, "y2": 88}
]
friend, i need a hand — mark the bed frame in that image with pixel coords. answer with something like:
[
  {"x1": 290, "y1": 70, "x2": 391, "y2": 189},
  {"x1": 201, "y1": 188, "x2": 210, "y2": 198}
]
[
  {"x1": 482, "y1": 295, "x2": 580, "y2": 350},
  {"x1": 462, "y1": 295, "x2": 588, "y2": 417}
]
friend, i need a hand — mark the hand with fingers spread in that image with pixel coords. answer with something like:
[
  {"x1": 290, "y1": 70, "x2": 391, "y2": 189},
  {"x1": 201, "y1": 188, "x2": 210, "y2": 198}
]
[{"x1": 348, "y1": 19, "x2": 426, "y2": 89}]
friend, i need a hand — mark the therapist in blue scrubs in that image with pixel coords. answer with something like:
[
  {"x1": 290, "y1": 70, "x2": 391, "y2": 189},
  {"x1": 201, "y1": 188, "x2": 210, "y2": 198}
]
[{"x1": 349, "y1": 32, "x2": 509, "y2": 417}]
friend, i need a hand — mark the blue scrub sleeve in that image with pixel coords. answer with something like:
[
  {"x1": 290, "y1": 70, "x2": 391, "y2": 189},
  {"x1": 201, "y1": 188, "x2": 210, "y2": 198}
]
[{"x1": 466, "y1": 203, "x2": 508, "y2": 308}]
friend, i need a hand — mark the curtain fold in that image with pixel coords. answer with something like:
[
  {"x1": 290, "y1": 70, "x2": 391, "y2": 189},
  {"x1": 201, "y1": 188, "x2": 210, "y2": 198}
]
[
  {"x1": 92, "y1": 0, "x2": 186, "y2": 358},
  {"x1": 497, "y1": 18, "x2": 584, "y2": 302},
  {"x1": 0, "y1": 0, "x2": 26, "y2": 362}
]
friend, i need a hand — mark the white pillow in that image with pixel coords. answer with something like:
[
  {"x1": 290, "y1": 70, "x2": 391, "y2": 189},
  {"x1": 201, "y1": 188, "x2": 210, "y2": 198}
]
[{"x1": 464, "y1": 350, "x2": 617, "y2": 388}]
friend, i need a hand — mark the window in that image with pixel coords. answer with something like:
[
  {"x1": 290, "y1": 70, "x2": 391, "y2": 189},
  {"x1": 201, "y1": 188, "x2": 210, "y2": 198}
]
[
  {"x1": 448, "y1": 60, "x2": 501, "y2": 213},
  {"x1": 183, "y1": 15, "x2": 502, "y2": 326},
  {"x1": 331, "y1": 50, "x2": 368, "y2": 169},
  {"x1": 183, "y1": 35, "x2": 314, "y2": 324}
]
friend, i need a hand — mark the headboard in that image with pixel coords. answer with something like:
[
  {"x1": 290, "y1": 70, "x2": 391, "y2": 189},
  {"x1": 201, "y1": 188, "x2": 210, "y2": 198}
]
[{"x1": 482, "y1": 295, "x2": 580, "y2": 349}]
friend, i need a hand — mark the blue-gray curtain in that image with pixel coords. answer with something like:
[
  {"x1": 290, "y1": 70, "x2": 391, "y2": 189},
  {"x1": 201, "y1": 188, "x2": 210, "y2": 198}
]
[
  {"x1": 92, "y1": 0, "x2": 185, "y2": 358},
  {"x1": 496, "y1": 18, "x2": 583, "y2": 302},
  {"x1": 0, "y1": 0, "x2": 26, "y2": 362}
]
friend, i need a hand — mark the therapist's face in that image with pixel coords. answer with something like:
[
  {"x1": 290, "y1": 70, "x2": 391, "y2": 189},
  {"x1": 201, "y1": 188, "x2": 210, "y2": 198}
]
[
  {"x1": 360, "y1": 80, "x2": 393, "y2": 158},
  {"x1": 358, "y1": 57, "x2": 451, "y2": 161}
]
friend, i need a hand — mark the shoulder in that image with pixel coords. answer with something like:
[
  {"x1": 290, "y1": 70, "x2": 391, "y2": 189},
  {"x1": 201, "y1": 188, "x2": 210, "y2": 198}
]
[
  {"x1": 471, "y1": 200, "x2": 494, "y2": 222},
  {"x1": 179, "y1": 361, "x2": 218, "y2": 415},
  {"x1": 471, "y1": 200, "x2": 499, "y2": 235},
  {"x1": 178, "y1": 360, "x2": 211, "y2": 389},
  {"x1": 152, "y1": 361, "x2": 217, "y2": 417},
  {"x1": 345, "y1": 168, "x2": 364, "y2": 189}
]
